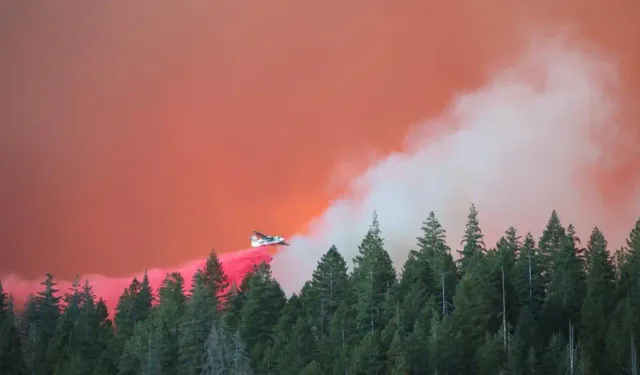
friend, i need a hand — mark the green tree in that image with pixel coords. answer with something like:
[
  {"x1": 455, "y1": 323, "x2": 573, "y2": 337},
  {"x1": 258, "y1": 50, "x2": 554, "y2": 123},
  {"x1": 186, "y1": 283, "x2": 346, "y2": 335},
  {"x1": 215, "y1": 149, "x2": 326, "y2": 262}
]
[
  {"x1": 155, "y1": 272, "x2": 187, "y2": 374},
  {"x1": 416, "y1": 211, "x2": 457, "y2": 316},
  {"x1": 581, "y1": 227, "x2": 616, "y2": 373},
  {"x1": 539, "y1": 223, "x2": 585, "y2": 348},
  {"x1": 202, "y1": 249, "x2": 231, "y2": 307},
  {"x1": 537, "y1": 210, "x2": 566, "y2": 287},
  {"x1": 178, "y1": 270, "x2": 218, "y2": 375},
  {"x1": 224, "y1": 272, "x2": 253, "y2": 335},
  {"x1": 384, "y1": 313, "x2": 410, "y2": 374},
  {"x1": 491, "y1": 227, "x2": 521, "y2": 334},
  {"x1": 350, "y1": 331, "x2": 385, "y2": 375},
  {"x1": 269, "y1": 294, "x2": 304, "y2": 373},
  {"x1": 0, "y1": 282, "x2": 27, "y2": 375},
  {"x1": 513, "y1": 233, "x2": 545, "y2": 317},
  {"x1": 92, "y1": 298, "x2": 118, "y2": 375},
  {"x1": 23, "y1": 273, "x2": 61, "y2": 375},
  {"x1": 458, "y1": 203, "x2": 486, "y2": 276},
  {"x1": 300, "y1": 360, "x2": 325, "y2": 375},
  {"x1": 239, "y1": 262, "x2": 286, "y2": 369},
  {"x1": 351, "y1": 211, "x2": 397, "y2": 339},
  {"x1": 114, "y1": 272, "x2": 154, "y2": 349},
  {"x1": 607, "y1": 218, "x2": 640, "y2": 374},
  {"x1": 307, "y1": 245, "x2": 350, "y2": 337},
  {"x1": 63, "y1": 281, "x2": 112, "y2": 375},
  {"x1": 118, "y1": 272, "x2": 186, "y2": 375},
  {"x1": 445, "y1": 270, "x2": 494, "y2": 373},
  {"x1": 327, "y1": 299, "x2": 358, "y2": 375},
  {"x1": 52, "y1": 276, "x2": 83, "y2": 374}
]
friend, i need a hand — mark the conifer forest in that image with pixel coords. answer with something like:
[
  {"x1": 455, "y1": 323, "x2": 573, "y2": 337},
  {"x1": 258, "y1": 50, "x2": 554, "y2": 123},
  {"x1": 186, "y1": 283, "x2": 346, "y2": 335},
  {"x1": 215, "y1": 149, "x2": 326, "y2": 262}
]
[{"x1": 3, "y1": 205, "x2": 640, "y2": 375}]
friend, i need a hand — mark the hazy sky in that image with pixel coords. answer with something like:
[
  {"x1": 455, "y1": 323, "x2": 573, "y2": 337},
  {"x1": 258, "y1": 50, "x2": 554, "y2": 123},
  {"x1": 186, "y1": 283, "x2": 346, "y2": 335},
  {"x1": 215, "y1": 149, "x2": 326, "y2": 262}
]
[{"x1": 1, "y1": 0, "x2": 638, "y2": 280}]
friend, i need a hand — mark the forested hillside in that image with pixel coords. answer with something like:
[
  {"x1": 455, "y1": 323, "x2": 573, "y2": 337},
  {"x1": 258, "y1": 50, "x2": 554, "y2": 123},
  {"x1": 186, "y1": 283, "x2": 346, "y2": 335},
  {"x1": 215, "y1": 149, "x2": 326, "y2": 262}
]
[{"x1": 2, "y1": 205, "x2": 640, "y2": 374}]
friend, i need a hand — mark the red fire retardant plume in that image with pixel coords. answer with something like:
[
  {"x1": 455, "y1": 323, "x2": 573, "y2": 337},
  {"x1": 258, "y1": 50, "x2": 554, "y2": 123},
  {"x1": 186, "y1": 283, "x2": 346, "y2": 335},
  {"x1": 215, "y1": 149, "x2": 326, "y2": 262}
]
[{"x1": 1, "y1": 247, "x2": 273, "y2": 316}]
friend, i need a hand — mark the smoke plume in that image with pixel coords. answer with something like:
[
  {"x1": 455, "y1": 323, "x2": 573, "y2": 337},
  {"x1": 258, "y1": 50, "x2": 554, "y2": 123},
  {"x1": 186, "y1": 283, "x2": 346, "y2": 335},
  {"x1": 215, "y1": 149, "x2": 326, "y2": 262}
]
[{"x1": 271, "y1": 33, "x2": 640, "y2": 295}]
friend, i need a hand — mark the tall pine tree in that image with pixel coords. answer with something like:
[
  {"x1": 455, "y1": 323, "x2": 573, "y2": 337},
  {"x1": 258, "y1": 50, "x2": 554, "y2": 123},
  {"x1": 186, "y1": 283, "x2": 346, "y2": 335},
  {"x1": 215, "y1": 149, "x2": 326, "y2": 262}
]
[
  {"x1": 581, "y1": 227, "x2": 616, "y2": 373},
  {"x1": 351, "y1": 211, "x2": 397, "y2": 339},
  {"x1": 458, "y1": 203, "x2": 486, "y2": 276}
]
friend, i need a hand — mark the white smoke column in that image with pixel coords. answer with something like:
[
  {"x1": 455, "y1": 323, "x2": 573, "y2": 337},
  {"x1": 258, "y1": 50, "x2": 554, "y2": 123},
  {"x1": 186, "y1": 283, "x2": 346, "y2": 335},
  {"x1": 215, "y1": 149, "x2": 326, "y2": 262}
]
[{"x1": 272, "y1": 33, "x2": 629, "y2": 296}]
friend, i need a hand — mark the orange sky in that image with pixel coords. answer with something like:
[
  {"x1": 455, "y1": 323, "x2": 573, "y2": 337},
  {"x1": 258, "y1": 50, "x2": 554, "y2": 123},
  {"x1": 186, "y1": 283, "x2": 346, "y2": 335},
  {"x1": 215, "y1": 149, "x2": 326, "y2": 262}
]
[{"x1": 1, "y1": 0, "x2": 638, "y2": 280}]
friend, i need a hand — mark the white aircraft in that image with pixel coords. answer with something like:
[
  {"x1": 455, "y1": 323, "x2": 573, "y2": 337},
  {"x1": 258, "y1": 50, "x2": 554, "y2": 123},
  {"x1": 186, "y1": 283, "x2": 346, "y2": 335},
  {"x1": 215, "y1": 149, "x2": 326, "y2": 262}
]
[{"x1": 250, "y1": 230, "x2": 290, "y2": 247}]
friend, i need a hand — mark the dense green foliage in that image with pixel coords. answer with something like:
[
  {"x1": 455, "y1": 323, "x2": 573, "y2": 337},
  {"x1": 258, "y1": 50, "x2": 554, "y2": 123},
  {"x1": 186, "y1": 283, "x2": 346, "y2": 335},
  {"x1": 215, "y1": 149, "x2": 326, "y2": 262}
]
[{"x1": 2, "y1": 207, "x2": 640, "y2": 374}]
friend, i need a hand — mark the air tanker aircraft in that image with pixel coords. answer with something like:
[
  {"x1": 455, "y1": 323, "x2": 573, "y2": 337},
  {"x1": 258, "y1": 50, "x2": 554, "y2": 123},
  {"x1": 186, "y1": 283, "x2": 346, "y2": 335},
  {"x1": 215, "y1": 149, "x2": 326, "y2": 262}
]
[{"x1": 250, "y1": 230, "x2": 290, "y2": 247}]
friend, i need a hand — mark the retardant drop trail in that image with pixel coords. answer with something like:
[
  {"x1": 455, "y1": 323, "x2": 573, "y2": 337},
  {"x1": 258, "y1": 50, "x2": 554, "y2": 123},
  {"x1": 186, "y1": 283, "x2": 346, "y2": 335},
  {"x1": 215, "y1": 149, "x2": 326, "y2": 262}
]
[{"x1": 1, "y1": 246, "x2": 273, "y2": 315}]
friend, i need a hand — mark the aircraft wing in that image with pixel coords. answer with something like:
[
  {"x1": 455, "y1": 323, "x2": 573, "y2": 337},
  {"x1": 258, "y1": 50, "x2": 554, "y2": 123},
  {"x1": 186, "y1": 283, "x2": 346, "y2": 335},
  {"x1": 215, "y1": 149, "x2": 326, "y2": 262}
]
[{"x1": 253, "y1": 230, "x2": 267, "y2": 238}]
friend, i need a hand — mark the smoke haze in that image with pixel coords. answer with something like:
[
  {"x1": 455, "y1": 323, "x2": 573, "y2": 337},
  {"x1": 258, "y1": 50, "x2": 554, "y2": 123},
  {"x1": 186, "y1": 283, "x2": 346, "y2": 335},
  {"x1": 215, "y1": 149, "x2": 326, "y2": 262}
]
[{"x1": 272, "y1": 34, "x2": 640, "y2": 295}]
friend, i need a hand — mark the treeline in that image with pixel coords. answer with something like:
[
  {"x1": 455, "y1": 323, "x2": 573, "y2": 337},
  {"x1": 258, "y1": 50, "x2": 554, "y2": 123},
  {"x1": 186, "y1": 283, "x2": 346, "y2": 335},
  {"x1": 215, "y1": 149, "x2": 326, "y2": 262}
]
[{"x1": 1, "y1": 205, "x2": 640, "y2": 374}]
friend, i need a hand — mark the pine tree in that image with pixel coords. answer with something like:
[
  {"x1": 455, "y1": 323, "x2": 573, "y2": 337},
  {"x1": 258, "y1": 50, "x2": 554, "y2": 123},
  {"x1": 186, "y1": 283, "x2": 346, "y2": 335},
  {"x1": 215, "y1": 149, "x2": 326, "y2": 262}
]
[
  {"x1": 64, "y1": 280, "x2": 109, "y2": 375},
  {"x1": 620, "y1": 218, "x2": 640, "y2": 296},
  {"x1": 117, "y1": 273, "x2": 185, "y2": 375},
  {"x1": 307, "y1": 245, "x2": 350, "y2": 338},
  {"x1": 538, "y1": 210, "x2": 566, "y2": 286},
  {"x1": 178, "y1": 270, "x2": 218, "y2": 375},
  {"x1": 492, "y1": 227, "x2": 521, "y2": 334},
  {"x1": 300, "y1": 360, "x2": 325, "y2": 375},
  {"x1": 239, "y1": 262, "x2": 286, "y2": 368},
  {"x1": 118, "y1": 317, "x2": 161, "y2": 375},
  {"x1": 93, "y1": 298, "x2": 117, "y2": 375},
  {"x1": 280, "y1": 316, "x2": 317, "y2": 373},
  {"x1": 513, "y1": 233, "x2": 545, "y2": 317},
  {"x1": 512, "y1": 305, "x2": 540, "y2": 373},
  {"x1": 476, "y1": 329, "x2": 508, "y2": 374},
  {"x1": 114, "y1": 273, "x2": 154, "y2": 350},
  {"x1": 52, "y1": 276, "x2": 84, "y2": 374},
  {"x1": 608, "y1": 218, "x2": 640, "y2": 374},
  {"x1": 445, "y1": 270, "x2": 494, "y2": 373},
  {"x1": 23, "y1": 273, "x2": 61, "y2": 375},
  {"x1": 202, "y1": 249, "x2": 231, "y2": 307},
  {"x1": 270, "y1": 294, "x2": 304, "y2": 373},
  {"x1": 352, "y1": 211, "x2": 397, "y2": 339},
  {"x1": 0, "y1": 282, "x2": 27, "y2": 375},
  {"x1": 230, "y1": 330, "x2": 253, "y2": 375},
  {"x1": 606, "y1": 296, "x2": 638, "y2": 374},
  {"x1": 154, "y1": 272, "x2": 187, "y2": 374},
  {"x1": 396, "y1": 250, "x2": 434, "y2": 335},
  {"x1": 327, "y1": 300, "x2": 358, "y2": 375},
  {"x1": 540, "y1": 223, "x2": 585, "y2": 346},
  {"x1": 401, "y1": 300, "x2": 437, "y2": 374},
  {"x1": 384, "y1": 311, "x2": 410, "y2": 374},
  {"x1": 581, "y1": 227, "x2": 616, "y2": 373},
  {"x1": 621, "y1": 218, "x2": 640, "y2": 334},
  {"x1": 201, "y1": 320, "x2": 229, "y2": 375},
  {"x1": 416, "y1": 211, "x2": 457, "y2": 316},
  {"x1": 458, "y1": 203, "x2": 486, "y2": 276},
  {"x1": 350, "y1": 331, "x2": 385, "y2": 375},
  {"x1": 224, "y1": 271, "x2": 253, "y2": 335}
]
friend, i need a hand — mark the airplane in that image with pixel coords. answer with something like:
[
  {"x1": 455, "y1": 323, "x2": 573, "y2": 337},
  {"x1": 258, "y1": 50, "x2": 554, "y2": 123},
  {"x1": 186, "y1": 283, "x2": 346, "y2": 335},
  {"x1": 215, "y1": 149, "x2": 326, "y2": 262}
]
[{"x1": 250, "y1": 230, "x2": 290, "y2": 247}]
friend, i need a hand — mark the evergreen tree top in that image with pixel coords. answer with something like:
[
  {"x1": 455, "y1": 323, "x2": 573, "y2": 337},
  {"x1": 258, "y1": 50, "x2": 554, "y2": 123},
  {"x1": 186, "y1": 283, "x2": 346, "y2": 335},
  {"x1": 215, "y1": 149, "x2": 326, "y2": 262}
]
[
  {"x1": 370, "y1": 209, "x2": 381, "y2": 237},
  {"x1": 540, "y1": 210, "x2": 566, "y2": 242},
  {"x1": 461, "y1": 203, "x2": 485, "y2": 249},
  {"x1": 523, "y1": 232, "x2": 536, "y2": 248},
  {"x1": 203, "y1": 248, "x2": 229, "y2": 290},
  {"x1": 586, "y1": 227, "x2": 609, "y2": 261},
  {"x1": 417, "y1": 211, "x2": 450, "y2": 255},
  {"x1": 37, "y1": 273, "x2": 61, "y2": 305},
  {"x1": 626, "y1": 217, "x2": 640, "y2": 251}
]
